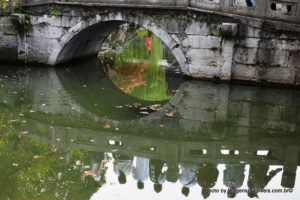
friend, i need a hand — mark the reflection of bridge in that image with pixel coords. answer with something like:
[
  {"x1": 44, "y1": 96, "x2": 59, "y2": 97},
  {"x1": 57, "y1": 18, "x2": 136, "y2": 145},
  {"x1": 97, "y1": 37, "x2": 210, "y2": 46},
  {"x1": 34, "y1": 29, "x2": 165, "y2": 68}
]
[
  {"x1": 1, "y1": 60, "x2": 300, "y2": 188},
  {"x1": 1, "y1": 0, "x2": 300, "y2": 84},
  {"x1": 26, "y1": 119, "x2": 300, "y2": 189}
]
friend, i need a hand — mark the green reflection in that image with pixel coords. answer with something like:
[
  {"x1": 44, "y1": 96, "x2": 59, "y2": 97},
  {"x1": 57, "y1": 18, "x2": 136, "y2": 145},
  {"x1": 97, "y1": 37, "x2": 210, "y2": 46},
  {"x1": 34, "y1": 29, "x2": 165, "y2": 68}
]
[
  {"x1": 102, "y1": 29, "x2": 172, "y2": 101},
  {"x1": 0, "y1": 114, "x2": 106, "y2": 200}
]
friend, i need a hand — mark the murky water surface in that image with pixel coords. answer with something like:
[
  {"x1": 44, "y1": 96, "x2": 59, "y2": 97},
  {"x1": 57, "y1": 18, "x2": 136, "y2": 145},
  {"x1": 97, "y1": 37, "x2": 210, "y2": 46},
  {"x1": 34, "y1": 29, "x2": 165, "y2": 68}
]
[{"x1": 1, "y1": 28, "x2": 300, "y2": 200}]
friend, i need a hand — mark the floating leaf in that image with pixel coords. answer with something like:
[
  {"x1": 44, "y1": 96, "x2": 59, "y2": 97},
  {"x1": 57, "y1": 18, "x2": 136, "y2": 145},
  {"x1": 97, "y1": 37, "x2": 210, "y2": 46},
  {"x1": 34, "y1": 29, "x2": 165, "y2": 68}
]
[
  {"x1": 34, "y1": 155, "x2": 42, "y2": 161},
  {"x1": 165, "y1": 112, "x2": 175, "y2": 117},
  {"x1": 140, "y1": 111, "x2": 150, "y2": 115},
  {"x1": 103, "y1": 124, "x2": 111, "y2": 129}
]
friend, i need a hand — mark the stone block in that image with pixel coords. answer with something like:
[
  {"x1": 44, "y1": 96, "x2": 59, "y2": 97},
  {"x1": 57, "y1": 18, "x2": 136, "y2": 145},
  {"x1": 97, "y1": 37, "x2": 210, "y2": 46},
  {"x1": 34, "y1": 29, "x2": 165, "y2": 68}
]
[
  {"x1": 257, "y1": 67, "x2": 295, "y2": 84},
  {"x1": 0, "y1": 47, "x2": 18, "y2": 60},
  {"x1": 0, "y1": 35, "x2": 17, "y2": 47},
  {"x1": 257, "y1": 49, "x2": 289, "y2": 68},
  {"x1": 229, "y1": 85, "x2": 255, "y2": 101},
  {"x1": 234, "y1": 47, "x2": 258, "y2": 65},
  {"x1": 30, "y1": 15, "x2": 81, "y2": 28},
  {"x1": 232, "y1": 63, "x2": 257, "y2": 81},
  {"x1": 288, "y1": 51, "x2": 300, "y2": 68},
  {"x1": 188, "y1": 64, "x2": 220, "y2": 78},
  {"x1": 28, "y1": 25, "x2": 67, "y2": 39},
  {"x1": 27, "y1": 47, "x2": 51, "y2": 63},
  {"x1": 229, "y1": 117, "x2": 251, "y2": 127},
  {"x1": 243, "y1": 38, "x2": 261, "y2": 48},
  {"x1": 178, "y1": 108, "x2": 216, "y2": 123},
  {"x1": 295, "y1": 68, "x2": 300, "y2": 85},
  {"x1": 185, "y1": 22, "x2": 219, "y2": 36},
  {"x1": 245, "y1": 26, "x2": 261, "y2": 38},
  {"x1": 0, "y1": 24, "x2": 17, "y2": 35},
  {"x1": 229, "y1": 102, "x2": 251, "y2": 118},
  {"x1": 26, "y1": 36, "x2": 60, "y2": 52},
  {"x1": 187, "y1": 49, "x2": 220, "y2": 66},
  {"x1": 182, "y1": 35, "x2": 221, "y2": 49}
]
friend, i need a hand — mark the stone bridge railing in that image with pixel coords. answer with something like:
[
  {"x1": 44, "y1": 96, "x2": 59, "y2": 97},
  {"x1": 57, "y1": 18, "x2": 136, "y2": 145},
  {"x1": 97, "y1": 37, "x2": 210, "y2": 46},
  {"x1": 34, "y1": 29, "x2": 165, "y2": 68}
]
[{"x1": 16, "y1": 0, "x2": 300, "y2": 24}]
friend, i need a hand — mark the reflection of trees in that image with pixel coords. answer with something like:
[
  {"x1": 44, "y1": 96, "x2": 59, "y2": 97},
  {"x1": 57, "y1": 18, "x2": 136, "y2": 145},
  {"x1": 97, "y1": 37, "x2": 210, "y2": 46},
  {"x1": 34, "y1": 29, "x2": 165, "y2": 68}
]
[
  {"x1": 103, "y1": 29, "x2": 171, "y2": 101},
  {"x1": 0, "y1": 115, "x2": 106, "y2": 200}
]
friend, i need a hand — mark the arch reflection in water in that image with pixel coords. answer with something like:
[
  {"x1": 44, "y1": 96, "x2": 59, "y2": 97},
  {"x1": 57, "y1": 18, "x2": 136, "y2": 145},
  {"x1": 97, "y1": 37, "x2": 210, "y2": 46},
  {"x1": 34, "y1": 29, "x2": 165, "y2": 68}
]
[
  {"x1": 55, "y1": 57, "x2": 182, "y2": 121},
  {"x1": 99, "y1": 25, "x2": 181, "y2": 102}
]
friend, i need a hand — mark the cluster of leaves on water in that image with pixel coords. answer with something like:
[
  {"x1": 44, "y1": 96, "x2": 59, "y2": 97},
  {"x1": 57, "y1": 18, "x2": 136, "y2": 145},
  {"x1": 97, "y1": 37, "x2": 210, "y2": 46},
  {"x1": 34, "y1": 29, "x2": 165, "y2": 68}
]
[{"x1": 0, "y1": 113, "x2": 107, "y2": 200}]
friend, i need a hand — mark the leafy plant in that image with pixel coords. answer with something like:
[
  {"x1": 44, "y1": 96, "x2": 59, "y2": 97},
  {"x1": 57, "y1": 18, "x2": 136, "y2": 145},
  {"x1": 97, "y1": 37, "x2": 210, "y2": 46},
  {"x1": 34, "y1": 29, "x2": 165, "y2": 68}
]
[{"x1": 0, "y1": 0, "x2": 17, "y2": 14}]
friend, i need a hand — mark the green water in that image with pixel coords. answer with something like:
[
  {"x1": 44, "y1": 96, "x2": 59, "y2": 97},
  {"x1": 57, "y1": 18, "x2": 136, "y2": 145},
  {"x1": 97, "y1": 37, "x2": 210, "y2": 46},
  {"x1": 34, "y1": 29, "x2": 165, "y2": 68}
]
[{"x1": 0, "y1": 30, "x2": 300, "y2": 200}]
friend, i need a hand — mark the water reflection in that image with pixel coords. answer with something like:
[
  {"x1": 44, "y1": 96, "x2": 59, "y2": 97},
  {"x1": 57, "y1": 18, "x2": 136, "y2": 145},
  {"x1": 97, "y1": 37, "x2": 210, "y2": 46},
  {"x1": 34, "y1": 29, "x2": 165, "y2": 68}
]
[
  {"x1": 100, "y1": 28, "x2": 180, "y2": 101},
  {"x1": 0, "y1": 59, "x2": 300, "y2": 199}
]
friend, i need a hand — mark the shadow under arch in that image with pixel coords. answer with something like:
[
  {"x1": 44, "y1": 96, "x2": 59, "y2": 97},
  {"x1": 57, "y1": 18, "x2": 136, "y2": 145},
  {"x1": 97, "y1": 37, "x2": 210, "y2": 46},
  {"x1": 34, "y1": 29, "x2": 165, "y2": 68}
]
[{"x1": 47, "y1": 14, "x2": 188, "y2": 75}]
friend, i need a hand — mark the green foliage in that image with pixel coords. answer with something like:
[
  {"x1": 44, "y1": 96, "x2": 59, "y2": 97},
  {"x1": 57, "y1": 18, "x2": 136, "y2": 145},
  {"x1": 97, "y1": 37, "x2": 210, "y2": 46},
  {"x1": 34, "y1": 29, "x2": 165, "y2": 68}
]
[
  {"x1": 50, "y1": 9, "x2": 63, "y2": 17},
  {"x1": 111, "y1": 29, "x2": 170, "y2": 101},
  {"x1": 24, "y1": 13, "x2": 30, "y2": 25},
  {"x1": 0, "y1": 0, "x2": 17, "y2": 14},
  {"x1": 0, "y1": 113, "x2": 103, "y2": 200}
]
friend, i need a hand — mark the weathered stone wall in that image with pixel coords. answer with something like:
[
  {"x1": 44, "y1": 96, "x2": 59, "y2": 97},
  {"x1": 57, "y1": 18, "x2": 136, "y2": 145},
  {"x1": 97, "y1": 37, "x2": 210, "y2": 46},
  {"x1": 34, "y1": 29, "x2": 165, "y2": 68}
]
[
  {"x1": 233, "y1": 22, "x2": 300, "y2": 84},
  {"x1": 1, "y1": 5, "x2": 300, "y2": 85},
  {"x1": 22, "y1": 0, "x2": 300, "y2": 24},
  {"x1": 0, "y1": 16, "x2": 18, "y2": 61}
]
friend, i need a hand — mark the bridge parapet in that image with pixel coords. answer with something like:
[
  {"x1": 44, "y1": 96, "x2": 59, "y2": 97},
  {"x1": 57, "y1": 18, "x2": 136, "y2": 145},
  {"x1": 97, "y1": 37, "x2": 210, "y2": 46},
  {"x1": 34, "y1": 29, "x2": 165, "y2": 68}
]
[{"x1": 20, "y1": 0, "x2": 300, "y2": 24}]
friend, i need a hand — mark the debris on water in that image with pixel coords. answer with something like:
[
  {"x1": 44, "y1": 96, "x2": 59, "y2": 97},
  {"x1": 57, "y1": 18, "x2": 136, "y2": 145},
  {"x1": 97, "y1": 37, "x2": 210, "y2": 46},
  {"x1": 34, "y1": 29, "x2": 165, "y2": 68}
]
[
  {"x1": 12, "y1": 163, "x2": 18, "y2": 167},
  {"x1": 149, "y1": 104, "x2": 161, "y2": 111},
  {"x1": 115, "y1": 106, "x2": 123, "y2": 109},
  {"x1": 49, "y1": 145, "x2": 57, "y2": 153},
  {"x1": 29, "y1": 110, "x2": 35, "y2": 113},
  {"x1": 140, "y1": 111, "x2": 150, "y2": 115},
  {"x1": 115, "y1": 128, "x2": 119, "y2": 131},
  {"x1": 165, "y1": 112, "x2": 175, "y2": 117},
  {"x1": 103, "y1": 124, "x2": 111, "y2": 129},
  {"x1": 20, "y1": 131, "x2": 29, "y2": 136},
  {"x1": 56, "y1": 138, "x2": 61, "y2": 141},
  {"x1": 82, "y1": 84, "x2": 87, "y2": 88},
  {"x1": 83, "y1": 171, "x2": 94, "y2": 177},
  {"x1": 41, "y1": 103, "x2": 46, "y2": 106},
  {"x1": 34, "y1": 155, "x2": 42, "y2": 160},
  {"x1": 76, "y1": 160, "x2": 81, "y2": 166},
  {"x1": 159, "y1": 124, "x2": 164, "y2": 127},
  {"x1": 133, "y1": 103, "x2": 141, "y2": 108}
]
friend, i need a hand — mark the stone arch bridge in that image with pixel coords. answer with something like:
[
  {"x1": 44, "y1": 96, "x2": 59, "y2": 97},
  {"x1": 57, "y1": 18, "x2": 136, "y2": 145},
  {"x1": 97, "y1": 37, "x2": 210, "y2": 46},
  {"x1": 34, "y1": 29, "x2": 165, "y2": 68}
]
[{"x1": 1, "y1": 0, "x2": 300, "y2": 84}]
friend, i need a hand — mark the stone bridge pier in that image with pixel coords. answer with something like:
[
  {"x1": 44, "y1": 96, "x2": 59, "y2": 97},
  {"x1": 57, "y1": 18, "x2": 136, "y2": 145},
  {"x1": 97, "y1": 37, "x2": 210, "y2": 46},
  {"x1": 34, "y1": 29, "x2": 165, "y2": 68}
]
[{"x1": 1, "y1": 0, "x2": 300, "y2": 84}]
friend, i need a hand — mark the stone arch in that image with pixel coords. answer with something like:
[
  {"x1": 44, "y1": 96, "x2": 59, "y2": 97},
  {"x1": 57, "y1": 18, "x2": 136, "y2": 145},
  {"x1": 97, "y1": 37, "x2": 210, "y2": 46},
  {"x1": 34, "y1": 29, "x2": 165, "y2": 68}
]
[{"x1": 48, "y1": 13, "x2": 189, "y2": 75}]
